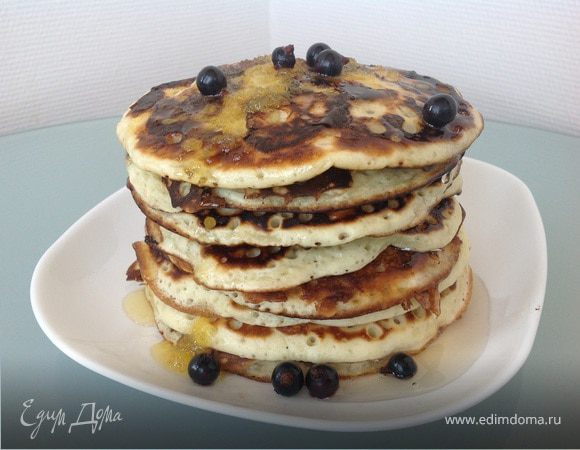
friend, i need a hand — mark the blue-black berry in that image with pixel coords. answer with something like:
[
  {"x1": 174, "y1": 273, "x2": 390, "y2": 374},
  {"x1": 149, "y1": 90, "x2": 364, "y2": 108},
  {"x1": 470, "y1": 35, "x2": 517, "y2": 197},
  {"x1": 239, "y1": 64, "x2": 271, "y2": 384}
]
[
  {"x1": 305, "y1": 364, "x2": 339, "y2": 398},
  {"x1": 314, "y1": 49, "x2": 344, "y2": 76},
  {"x1": 382, "y1": 352, "x2": 417, "y2": 379},
  {"x1": 422, "y1": 94, "x2": 458, "y2": 128},
  {"x1": 272, "y1": 45, "x2": 296, "y2": 69},
  {"x1": 306, "y1": 42, "x2": 330, "y2": 67},
  {"x1": 196, "y1": 66, "x2": 227, "y2": 96},
  {"x1": 271, "y1": 362, "x2": 304, "y2": 396},
  {"x1": 188, "y1": 353, "x2": 220, "y2": 385}
]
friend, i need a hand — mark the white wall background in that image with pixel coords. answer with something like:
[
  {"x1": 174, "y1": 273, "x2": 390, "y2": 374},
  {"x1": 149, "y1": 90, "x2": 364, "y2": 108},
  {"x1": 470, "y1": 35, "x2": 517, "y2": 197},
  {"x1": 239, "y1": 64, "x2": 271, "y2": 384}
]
[
  {"x1": 0, "y1": 0, "x2": 271, "y2": 136},
  {"x1": 1, "y1": 0, "x2": 579, "y2": 137}
]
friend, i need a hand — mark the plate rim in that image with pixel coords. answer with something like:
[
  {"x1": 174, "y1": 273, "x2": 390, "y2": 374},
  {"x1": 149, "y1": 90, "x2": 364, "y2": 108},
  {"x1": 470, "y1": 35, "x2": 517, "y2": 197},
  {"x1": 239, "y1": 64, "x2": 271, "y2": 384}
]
[{"x1": 30, "y1": 157, "x2": 548, "y2": 432}]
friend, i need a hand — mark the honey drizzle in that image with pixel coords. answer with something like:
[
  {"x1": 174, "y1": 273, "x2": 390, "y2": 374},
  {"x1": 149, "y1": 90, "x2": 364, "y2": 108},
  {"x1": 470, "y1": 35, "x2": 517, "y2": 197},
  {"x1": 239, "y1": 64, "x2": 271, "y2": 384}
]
[
  {"x1": 150, "y1": 336, "x2": 202, "y2": 374},
  {"x1": 122, "y1": 289, "x2": 155, "y2": 326},
  {"x1": 123, "y1": 288, "x2": 213, "y2": 375}
]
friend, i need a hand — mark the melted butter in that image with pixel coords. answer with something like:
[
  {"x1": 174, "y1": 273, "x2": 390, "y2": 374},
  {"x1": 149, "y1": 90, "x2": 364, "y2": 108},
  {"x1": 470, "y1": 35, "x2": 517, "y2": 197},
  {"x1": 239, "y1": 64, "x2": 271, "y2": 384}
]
[
  {"x1": 122, "y1": 289, "x2": 155, "y2": 326},
  {"x1": 151, "y1": 317, "x2": 217, "y2": 375},
  {"x1": 199, "y1": 62, "x2": 295, "y2": 137}
]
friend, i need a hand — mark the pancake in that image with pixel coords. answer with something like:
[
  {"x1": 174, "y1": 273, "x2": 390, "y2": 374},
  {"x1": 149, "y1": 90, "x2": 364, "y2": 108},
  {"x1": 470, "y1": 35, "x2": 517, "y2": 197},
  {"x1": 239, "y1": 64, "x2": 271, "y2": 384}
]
[
  {"x1": 133, "y1": 229, "x2": 467, "y2": 321},
  {"x1": 151, "y1": 314, "x2": 413, "y2": 379},
  {"x1": 117, "y1": 56, "x2": 483, "y2": 189},
  {"x1": 126, "y1": 156, "x2": 461, "y2": 213},
  {"x1": 119, "y1": 50, "x2": 483, "y2": 389},
  {"x1": 130, "y1": 175, "x2": 462, "y2": 248},
  {"x1": 145, "y1": 197, "x2": 463, "y2": 291},
  {"x1": 228, "y1": 233, "x2": 468, "y2": 318},
  {"x1": 147, "y1": 283, "x2": 421, "y2": 329},
  {"x1": 145, "y1": 266, "x2": 472, "y2": 364}
]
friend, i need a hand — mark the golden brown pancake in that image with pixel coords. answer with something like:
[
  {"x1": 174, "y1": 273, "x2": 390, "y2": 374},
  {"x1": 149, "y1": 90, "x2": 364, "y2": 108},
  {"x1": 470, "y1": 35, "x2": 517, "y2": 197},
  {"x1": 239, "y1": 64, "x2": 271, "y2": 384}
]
[
  {"x1": 128, "y1": 175, "x2": 462, "y2": 248},
  {"x1": 146, "y1": 266, "x2": 473, "y2": 365},
  {"x1": 142, "y1": 197, "x2": 464, "y2": 292},
  {"x1": 126, "y1": 155, "x2": 461, "y2": 213},
  {"x1": 133, "y1": 232, "x2": 464, "y2": 320},
  {"x1": 117, "y1": 56, "x2": 483, "y2": 189}
]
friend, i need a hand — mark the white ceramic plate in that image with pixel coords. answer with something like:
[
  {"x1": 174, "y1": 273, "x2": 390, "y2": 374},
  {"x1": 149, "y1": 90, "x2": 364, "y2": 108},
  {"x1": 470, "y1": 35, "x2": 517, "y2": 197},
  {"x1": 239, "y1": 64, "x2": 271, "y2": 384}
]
[{"x1": 31, "y1": 158, "x2": 547, "y2": 432}]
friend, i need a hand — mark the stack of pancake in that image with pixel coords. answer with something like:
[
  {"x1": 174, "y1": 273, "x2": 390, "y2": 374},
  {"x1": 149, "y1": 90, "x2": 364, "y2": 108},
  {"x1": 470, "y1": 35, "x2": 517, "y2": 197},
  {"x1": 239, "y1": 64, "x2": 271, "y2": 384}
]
[{"x1": 118, "y1": 55, "x2": 483, "y2": 381}]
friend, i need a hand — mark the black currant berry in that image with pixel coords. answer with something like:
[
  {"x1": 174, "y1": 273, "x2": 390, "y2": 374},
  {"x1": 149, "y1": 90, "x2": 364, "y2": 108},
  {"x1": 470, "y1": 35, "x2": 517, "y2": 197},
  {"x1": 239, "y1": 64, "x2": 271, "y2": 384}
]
[
  {"x1": 306, "y1": 42, "x2": 330, "y2": 67},
  {"x1": 422, "y1": 94, "x2": 458, "y2": 128},
  {"x1": 196, "y1": 66, "x2": 227, "y2": 96},
  {"x1": 272, "y1": 45, "x2": 296, "y2": 69},
  {"x1": 305, "y1": 364, "x2": 339, "y2": 398},
  {"x1": 271, "y1": 362, "x2": 304, "y2": 396},
  {"x1": 382, "y1": 352, "x2": 417, "y2": 379},
  {"x1": 314, "y1": 49, "x2": 344, "y2": 76},
  {"x1": 188, "y1": 353, "x2": 220, "y2": 386}
]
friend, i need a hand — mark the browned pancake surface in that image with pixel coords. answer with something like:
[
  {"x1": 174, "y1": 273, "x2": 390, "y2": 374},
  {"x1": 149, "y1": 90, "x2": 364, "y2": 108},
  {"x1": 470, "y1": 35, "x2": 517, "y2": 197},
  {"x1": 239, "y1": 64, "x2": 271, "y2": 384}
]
[
  {"x1": 133, "y1": 234, "x2": 461, "y2": 319},
  {"x1": 119, "y1": 57, "x2": 483, "y2": 187}
]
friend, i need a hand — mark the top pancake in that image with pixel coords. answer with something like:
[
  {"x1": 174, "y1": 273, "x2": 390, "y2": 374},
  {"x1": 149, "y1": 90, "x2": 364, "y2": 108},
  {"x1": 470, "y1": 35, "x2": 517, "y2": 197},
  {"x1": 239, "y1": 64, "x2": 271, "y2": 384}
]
[{"x1": 117, "y1": 56, "x2": 483, "y2": 189}]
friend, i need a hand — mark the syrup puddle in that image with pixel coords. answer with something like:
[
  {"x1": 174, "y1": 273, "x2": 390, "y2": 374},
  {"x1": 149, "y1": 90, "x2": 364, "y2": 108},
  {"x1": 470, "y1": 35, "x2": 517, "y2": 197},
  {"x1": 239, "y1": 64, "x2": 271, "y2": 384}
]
[
  {"x1": 123, "y1": 288, "x2": 204, "y2": 374},
  {"x1": 123, "y1": 275, "x2": 490, "y2": 400},
  {"x1": 122, "y1": 289, "x2": 155, "y2": 326}
]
